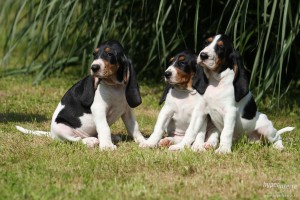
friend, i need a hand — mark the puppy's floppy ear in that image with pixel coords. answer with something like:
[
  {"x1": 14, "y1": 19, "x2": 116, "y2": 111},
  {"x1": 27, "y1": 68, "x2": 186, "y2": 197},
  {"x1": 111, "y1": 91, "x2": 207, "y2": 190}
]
[
  {"x1": 80, "y1": 76, "x2": 98, "y2": 107},
  {"x1": 159, "y1": 83, "x2": 172, "y2": 105},
  {"x1": 230, "y1": 50, "x2": 249, "y2": 102},
  {"x1": 125, "y1": 60, "x2": 142, "y2": 108},
  {"x1": 192, "y1": 65, "x2": 208, "y2": 94},
  {"x1": 117, "y1": 54, "x2": 129, "y2": 83}
]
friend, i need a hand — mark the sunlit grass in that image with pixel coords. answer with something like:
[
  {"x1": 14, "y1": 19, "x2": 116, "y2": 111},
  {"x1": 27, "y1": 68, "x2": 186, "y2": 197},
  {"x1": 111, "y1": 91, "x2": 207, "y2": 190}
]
[{"x1": 0, "y1": 75, "x2": 299, "y2": 199}]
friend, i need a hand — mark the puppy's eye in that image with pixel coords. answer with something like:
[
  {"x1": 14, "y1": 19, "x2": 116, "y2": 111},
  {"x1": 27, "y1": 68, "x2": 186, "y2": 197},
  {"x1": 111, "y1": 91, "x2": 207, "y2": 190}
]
[
  {"x1": 107, "y1": 52, "x2": 113, "y2": 57},
  {"x1": 178, "y1": 61, "x2": 185, "y2": 67}
]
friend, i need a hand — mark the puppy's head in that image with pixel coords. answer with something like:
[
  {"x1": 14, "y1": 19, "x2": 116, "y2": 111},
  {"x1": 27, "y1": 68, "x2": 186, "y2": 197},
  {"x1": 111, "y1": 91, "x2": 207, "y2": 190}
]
[
  {"x1": 197, "y1": 34, "x2": 234, "y2": 73},
  {"x1": 164, "y1": 50, "x2": 197, "y2": 89},
  {"x1": 91, "y1": 40, "x2": 142, "y2": 108},
  {"x1": 91, "y1": 40, "x2": 128, "y2": 83},
  {"x1": 196, "y1": 34, "x2": 249, "y2": 102}
]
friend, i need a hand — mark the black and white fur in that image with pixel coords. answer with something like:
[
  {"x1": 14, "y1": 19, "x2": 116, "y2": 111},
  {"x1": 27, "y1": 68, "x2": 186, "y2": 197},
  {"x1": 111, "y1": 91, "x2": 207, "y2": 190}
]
[
  {"x1": 140, "y1": 50, "x2": 219, "y2": 148},
  {"x1": 16, "y1": 40, "x2": 145, "y2": 150},
  {"x1": 169, "y1": 34, "x2": 294, "y2": 153}
]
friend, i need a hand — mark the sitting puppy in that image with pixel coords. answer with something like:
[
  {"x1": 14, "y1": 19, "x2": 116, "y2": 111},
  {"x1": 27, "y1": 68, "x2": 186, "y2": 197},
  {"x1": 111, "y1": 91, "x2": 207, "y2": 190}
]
[
  {"x1": 140, "y1": 50, "x2": 219, "y2": 148},
  {"x1": 169, "y1": 35, "x2": 294, "y2": 153},
  {"x1": 16, "y1": 40, "x2": 145, "y2": 150}
]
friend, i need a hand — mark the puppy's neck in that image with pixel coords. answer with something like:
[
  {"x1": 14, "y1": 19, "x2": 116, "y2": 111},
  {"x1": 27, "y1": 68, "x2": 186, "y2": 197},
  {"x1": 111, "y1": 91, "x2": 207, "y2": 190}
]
[
  {"x1": 204, "y1": 67, "x2": 232, "y2": 86},
  {"x1": 100, "y1": 75, "x2": 126, "y2": 87}
]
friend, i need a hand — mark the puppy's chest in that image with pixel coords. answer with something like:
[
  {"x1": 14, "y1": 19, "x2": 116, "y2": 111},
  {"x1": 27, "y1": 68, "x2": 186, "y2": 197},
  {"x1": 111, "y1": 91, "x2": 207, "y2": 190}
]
[
  {"x1": 204, "y1": 80, "x2": 235, "y2": 127},
  {"x1": 93, "y1": 84, "x2": 128, "y2": 124},
  {"x1": 170, "y1": 90, "x2": 198, "y2": 122}
]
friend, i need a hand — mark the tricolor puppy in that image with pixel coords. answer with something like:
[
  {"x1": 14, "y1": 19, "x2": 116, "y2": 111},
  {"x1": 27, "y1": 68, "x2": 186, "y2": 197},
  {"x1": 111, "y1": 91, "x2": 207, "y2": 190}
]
[
  {"x1": 169, "y1": 34, "x2": 294, "y2": 153},
  {"x1": 16, "y1": 40, "x2": 145, "y2": 150},
  {"x1": 140, "y1": 50, "x2": 219, "y2": 148}
]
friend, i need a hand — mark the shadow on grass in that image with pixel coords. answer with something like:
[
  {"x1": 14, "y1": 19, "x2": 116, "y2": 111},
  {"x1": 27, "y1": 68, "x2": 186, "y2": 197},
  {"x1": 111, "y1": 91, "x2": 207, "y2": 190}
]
[{"x1": 0, "y1": 113, "x2": 48, "y2": 123}]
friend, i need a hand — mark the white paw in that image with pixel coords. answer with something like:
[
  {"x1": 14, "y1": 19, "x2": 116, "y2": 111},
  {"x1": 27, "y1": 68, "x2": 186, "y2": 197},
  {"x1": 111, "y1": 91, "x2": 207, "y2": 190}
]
[
  {"x1": 273, "y1": 140, "x2": 284, "y2": 151},
  {"x1": 215, "y1": 146, "x2": 231, "y2": 154},
  {"x1": 134, "y1": 136, "x2": 146, "y2": 144},
  {"x1": 100, "y1": 142, "x2": 117, "y2": 150},
  {"x1": 191, "y1": 143, "x2": 206, "y2": 152},
  {"x1": 139, "y1": 140, "x2": 158, "y2": 148},
  {"x1": 168, "y1": 143, "x2": 186, "y2": 151},
  {"x1": 82, "y1": 137, "x2": 99, "y2": 148}
]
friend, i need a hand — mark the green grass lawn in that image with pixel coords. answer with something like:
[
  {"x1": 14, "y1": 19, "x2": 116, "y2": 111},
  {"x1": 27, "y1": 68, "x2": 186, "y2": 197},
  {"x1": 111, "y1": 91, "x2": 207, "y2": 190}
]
[{"x1": 0, "y1": 75, "x2": 299, "y2": 199}]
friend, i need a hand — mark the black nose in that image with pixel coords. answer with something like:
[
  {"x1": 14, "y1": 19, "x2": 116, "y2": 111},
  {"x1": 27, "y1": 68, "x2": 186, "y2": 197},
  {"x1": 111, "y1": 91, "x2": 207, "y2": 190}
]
[
  {"x1": 164, "y1": 71, "x2": 172, "y2": 79},
  {"x1": 91, "y1": 64, "x2": 100, "y2": 72},
  {"x1": 200, "y1": 52, "x2": 209, "y2": 60}
]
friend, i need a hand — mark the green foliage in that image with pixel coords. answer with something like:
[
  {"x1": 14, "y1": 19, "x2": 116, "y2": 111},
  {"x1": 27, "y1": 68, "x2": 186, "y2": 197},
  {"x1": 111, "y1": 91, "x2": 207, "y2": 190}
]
[{"x1": 1, "y1": 0, "x2": 300, "y2": 100}]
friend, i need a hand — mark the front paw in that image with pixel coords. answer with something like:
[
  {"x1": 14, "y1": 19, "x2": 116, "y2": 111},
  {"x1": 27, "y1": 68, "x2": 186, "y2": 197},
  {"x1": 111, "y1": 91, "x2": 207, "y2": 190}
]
[
  {"x1": 139, "y1": 140, "x2": 158, "y2": 148},
  {"x1": 168, "y1": 143, "x2": 186, "y2": 151},
  {"x1": 100, "y1": 142, "x2": 117, "y2": 150},
  {"x1": 215, "y1": 146, "x2": 231, "y2": 154},
  {"x1": 191, "y1": 143, "x2": 206, "y2": 152},
  {"x1": 134, "y1": 136, "x2": 146, "y2": 144},
  {"x1": 159, "y1": 138, "x2": 174, "y2": 147}
]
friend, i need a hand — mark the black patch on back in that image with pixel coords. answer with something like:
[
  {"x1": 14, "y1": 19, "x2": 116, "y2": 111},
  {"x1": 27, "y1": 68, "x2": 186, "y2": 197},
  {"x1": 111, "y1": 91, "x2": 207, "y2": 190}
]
[
  {"x1": 242, "y1": 96, "x2": 257, "y2": 120},
  {"x1": 55, "y1": 76, "x2": 95, "y2": 128}
]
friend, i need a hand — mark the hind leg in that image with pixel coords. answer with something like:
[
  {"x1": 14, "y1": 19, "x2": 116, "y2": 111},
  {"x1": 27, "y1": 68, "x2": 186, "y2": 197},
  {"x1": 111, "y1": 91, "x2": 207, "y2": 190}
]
[
  {"x1": 254, "y1": 113, "x2": 283, "y2": 150},
  {"x1": 248, "y1": 131, "x2": 262, "y2": 144},
  {"x1": 51, "y1": 123, "x2": 81, "y2": 141}
]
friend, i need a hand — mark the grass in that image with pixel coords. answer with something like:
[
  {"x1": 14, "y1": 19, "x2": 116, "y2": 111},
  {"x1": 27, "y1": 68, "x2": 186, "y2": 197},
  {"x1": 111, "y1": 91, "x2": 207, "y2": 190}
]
[{"x1": 0, "y1": 74, "x2": 299, "y2": 199}]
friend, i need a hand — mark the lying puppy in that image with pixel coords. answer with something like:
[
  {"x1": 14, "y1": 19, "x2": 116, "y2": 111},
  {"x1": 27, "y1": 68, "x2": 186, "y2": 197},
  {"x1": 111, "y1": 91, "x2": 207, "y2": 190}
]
[
  {"x1": 169, "y1": 34, "x2": 294, "y2": 153},
  {"x1": 16, "y1": 40, "x2": 145, "y2": 150},
  {"x1": 140, "y1": 50, "x2": 219, "y2": 148}
]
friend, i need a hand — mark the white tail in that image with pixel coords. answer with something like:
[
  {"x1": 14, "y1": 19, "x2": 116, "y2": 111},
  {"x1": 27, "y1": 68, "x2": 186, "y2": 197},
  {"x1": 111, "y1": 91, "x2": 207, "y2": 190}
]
[
  {"x1": 15, "y1": 125, "x2": 82, "y2": 142},
  {"x1": 15, "y1": 125, "x2": 51, "y2": 137},
  {"x1": 277, "y1": 127, "x2": 295, "y2": 135}
]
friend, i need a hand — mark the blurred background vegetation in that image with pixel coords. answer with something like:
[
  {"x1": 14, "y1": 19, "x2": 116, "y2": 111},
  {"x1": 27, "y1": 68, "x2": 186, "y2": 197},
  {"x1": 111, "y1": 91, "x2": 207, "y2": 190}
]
[{"x1": 0, "y1": 0, "x2": 299, "y2": 101}]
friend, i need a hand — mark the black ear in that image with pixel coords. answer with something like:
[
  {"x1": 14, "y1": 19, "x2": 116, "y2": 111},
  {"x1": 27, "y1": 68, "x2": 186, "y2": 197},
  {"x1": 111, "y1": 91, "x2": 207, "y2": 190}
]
[
  {"x1": 230, "y1": 50, "x2": 249, "y2": 102},
  {"x1": 159, "y1": 83, "x2": 172, "y2": 105},
  {"x1": 192, "y1": 65, "x2": 208, "y2": 94},
  {"x1": 117, "y1": 54, "x2": 128, "y2": 83},
  {"x1": 125, "y1": 60, "x2": 142, "y2": 108},
  {"x1": 80, "y1": 76, "x2": 97, "y2": 107}
]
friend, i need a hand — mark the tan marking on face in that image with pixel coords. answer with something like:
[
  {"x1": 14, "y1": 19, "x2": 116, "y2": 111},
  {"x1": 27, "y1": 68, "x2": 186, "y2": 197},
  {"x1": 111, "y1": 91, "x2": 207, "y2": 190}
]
[
  {"x1": 233, "y1": 64, "x2": 238, "y2": 78},
  {"x1": 102, "y1": 60, "x2": 119, "y2": 78},
  {"x1": 175, "y1": 68, "x2": 192, "y2": 88},
  {"x1": 217, "y1": 40, "x2": 224, "y2": 47},
  {"x1": 207, "y1": 37, "x2": 213, "y2": 43},
  {"x1": 93, "y1": 48, "x2": 99, "y2": 55},
  {"x1": 178, "y1": 55, "x2": 185, "y2": 61},
  {"x1": 104, "y1": 47, "x2": 111, "y2": 53},
  {"x1": 169, "y1": 57, "x2": 175, "y2": 63},
  {"x1": 213, "y1": 57, "x2": 223, "y2": 72}
]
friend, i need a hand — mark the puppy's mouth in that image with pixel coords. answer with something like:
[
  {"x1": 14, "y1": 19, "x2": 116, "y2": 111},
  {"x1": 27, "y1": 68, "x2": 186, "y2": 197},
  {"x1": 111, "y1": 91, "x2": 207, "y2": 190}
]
[
  {"x1": 91, "y1": 70, "x2": 112, "y2": 79},
  {"x1": 164, "y1": 77, "x2": 178, "y2": 85},
  {"x1": 197, "y1": 60, "x2": 219, "y2": 71}
]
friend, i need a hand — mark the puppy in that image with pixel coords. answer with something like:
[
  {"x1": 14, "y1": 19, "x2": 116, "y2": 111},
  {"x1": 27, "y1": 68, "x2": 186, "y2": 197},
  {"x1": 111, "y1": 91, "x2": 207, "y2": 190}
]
[
  {"x1": 140, "y1": 50, "x2": 219, "y2": 148},
  {"x1": 16, "y1": 40, "x2": 145, "y2": 150},
  {"x1": 169, "y1": 35, "x2": 294, "y2": 153}
]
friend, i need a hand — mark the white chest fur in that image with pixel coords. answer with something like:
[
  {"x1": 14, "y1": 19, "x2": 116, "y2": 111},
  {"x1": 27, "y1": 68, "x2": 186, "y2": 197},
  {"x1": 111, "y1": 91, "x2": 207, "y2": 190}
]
[
  {"x1": 166, "y1": 88, "x2": 199, "y2": 135},
  {"x1": 203, "y1": 69, "x2": 236, "y2": 131},
  {"x1": 91, "y1": 83, "x2": 128, "y2": 125}
]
